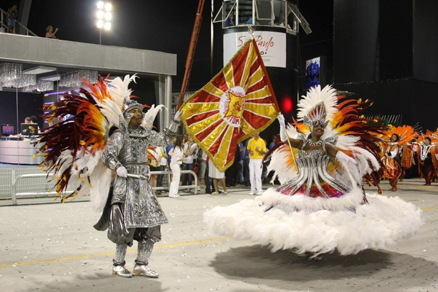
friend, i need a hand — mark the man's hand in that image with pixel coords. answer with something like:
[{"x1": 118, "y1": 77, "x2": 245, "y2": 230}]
[{"x1": 116, "y1": 166, "x2": 128, "y2": 178}]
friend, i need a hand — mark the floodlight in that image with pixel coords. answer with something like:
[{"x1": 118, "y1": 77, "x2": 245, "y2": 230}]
[
  {"x1": 96, "y1": 10, "x2": 104, "y2": 19},
  {"x1": 97, "y1": 1, "x2": 104, "y2": 9},
  {"x1": 104, "y1": 12, "x2": 112, "y2": 21},
  {"x1": 105, "y1": 3, "x2": 112, "y2": 11},
  {"x1": 104, "y1": 22, "x2": 111, "y2": 30},
  {"x1": 97, "y1": 20, "x2": 104, "y2": 28}
]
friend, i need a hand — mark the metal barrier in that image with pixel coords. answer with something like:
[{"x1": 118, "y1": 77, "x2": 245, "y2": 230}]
[
  {"x1": 0, "y1": 8, "x2": 38, "y2": 36},
  {"x1": 10, "y1": 169, "x2": 198, "y2": 205},
  {"x1": 11, "y1": 173, "x2": 60, "y2": 205}
]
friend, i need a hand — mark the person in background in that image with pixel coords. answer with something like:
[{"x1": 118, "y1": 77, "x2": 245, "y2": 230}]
[
  {"x1": 45, "y1": 25, "x2": 59, "y2": 39},
  {"x1": 238, "y1": 140, "x2": 250, "y2": 186},
  {"x1": 182, "y1": 136, "x2": 198, "y2": 189},
  {"x1": 169, "y1": 136, "x2": 184, "y2": 198},
  {"x1": 7, "y1": 5, "x2": 18, "y2": 33},
  {"x1": 247, "y1": 132, "x2": 267, "y2": 195},
  {"x1": 418, "y1": 137, "x2": 436, "y2": 186},
  {"x1": 15, "y1": 117, "x2": 36, "y2": 137},
  {"x1": 156, "y1": 146, "x2": 168, "y2": 194},
  {"x1": 166, "y1": 137, "x2": 176, "y2": 179},
  {"x1": 197, "y1": 149, "x2": 207, "y2": 192},
  {"x1": 208, "y1": 159, "x2": 227, "y2": 195},
  {"x1": 225, "y1": 148, "x2": 239, "y2": 187},
  {"x1": 148, "y1": 147, "x2": 161, "y2": 190},
  {"x1": 225, "y1": 11, "x2": 235, "y2": 27},
  {"x1": 265, "y1": 134, "x2": 279, "y2": 183}
]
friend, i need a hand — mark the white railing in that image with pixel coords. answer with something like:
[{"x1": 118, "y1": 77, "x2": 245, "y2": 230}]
[{"x1": 9, "y1": 170, "x2": 198, "y2": 205}]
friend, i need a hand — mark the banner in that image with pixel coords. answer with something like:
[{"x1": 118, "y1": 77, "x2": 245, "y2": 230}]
[
  {"x1": 224, "y1": 31, "x2": 286, "y2": 68},
  {"x1": 181, "y1": 39, "x2": 280, "y2": 172}
]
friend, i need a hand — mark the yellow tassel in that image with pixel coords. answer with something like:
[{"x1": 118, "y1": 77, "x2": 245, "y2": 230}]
[
  {"x1": 88, "y1": 183, "x2": 92, "y2": 188},
  {"x1": 79, "y1": 140, "x2": 86, "y2": 146},
  {"x1": 357, "y1": 98, "x2": 362, "y2": 104},
  {"x1": 82, "y1": 177, "x2": 86, "y2": 182}
]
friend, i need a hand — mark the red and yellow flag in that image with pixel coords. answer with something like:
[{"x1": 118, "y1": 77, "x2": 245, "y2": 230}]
[{"x1": 180, "y1": 39, "x2": 280, "y2": 172}]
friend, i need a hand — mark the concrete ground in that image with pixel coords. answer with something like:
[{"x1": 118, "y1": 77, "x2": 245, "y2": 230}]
[{"x1": 0, "y1": 179, "x2": 437, "y2": 292}]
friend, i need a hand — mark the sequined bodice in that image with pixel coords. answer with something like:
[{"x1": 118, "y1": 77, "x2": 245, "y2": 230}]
[{"x1": 276, "y1": 138, "x2": 349, "y2": 199}]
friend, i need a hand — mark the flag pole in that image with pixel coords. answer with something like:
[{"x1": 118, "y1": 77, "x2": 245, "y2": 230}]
[{"x1": 177, "y1": 0, "x2": 206, "y2": 111}]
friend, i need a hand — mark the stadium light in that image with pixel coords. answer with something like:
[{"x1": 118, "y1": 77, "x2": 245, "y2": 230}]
[{"x1": 96, "y1": 1, "x2": 112, "y2": 44}]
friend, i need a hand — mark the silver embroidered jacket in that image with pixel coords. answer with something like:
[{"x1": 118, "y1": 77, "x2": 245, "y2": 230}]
[{"x1": 102, "y1": 126, "x2": 170, "y2": 228}]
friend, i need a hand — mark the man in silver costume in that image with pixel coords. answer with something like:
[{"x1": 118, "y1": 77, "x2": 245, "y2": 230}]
[{"x1": 94, "y1": 99, "x2": 180, "y2": 278}]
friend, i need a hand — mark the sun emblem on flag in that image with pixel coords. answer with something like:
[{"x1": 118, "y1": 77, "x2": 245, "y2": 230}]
[
  {"x1": 180, "y1": 39, "x2": 280, "y2": 172},
  {"x1": 219, "y1": 87, "x2": 246, "y2": 127}
]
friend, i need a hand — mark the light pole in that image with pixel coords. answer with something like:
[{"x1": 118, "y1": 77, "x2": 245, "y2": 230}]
[{"x1": 96, "y1": 1, "x2": 112, "y2": 45}]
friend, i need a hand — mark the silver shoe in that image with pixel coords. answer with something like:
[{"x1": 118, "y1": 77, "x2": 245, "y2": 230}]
[
  {"x1": 133, "y1": 264, "x2": 159, "y2": 278},
  {"x1": 112, "y1": 265, "x2": 133, "y2": 278}
]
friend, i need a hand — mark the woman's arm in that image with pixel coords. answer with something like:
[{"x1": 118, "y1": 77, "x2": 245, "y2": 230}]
[
  {"x1": 285, "y1": 137, "x2": 303, "y2": 149},
  {"x1": 325, "y1": 143, "x2": 338, "y2": 160}
]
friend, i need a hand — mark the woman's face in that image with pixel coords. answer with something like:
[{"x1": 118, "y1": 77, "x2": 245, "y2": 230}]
[
  {"x1": 424, "y1": 138, "x2": 431, "y2": 146},
  {"x1": 391, "y1": 134, "x2": 397, "y2": 142},
  {"x1": 312, "y1": 123, "x2": 324, "y2": 137}
]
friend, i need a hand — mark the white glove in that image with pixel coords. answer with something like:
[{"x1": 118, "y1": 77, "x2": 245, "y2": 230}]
[
  {"x1": 116, "y1": 166, "x2": 128, "y2": 178},
  {"x1": 174, "y1": 110, "x2": 182, "y2": 122},
  {"x1": 336, "y1": 151, "x2": 357, "y2": 164},
  {"x1": 277, "y1": 114, "x2": 287, "y2": 142}
]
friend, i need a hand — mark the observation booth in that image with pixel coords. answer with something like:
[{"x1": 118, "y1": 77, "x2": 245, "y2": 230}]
[
  {"x1": 0, "y1": 33, "x2": 176, "y2": 165},
  {"x1": 212, "y1": 0, "x2": 311, "y2": 118}
]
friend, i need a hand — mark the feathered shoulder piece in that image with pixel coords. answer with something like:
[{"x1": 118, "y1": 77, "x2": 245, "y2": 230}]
[
  {"x1": 35, "y1": 75, "x2": 136, "y2": 206},
  {"x1": 383, "y1": 125, "x2": 419, "y2": 145}
]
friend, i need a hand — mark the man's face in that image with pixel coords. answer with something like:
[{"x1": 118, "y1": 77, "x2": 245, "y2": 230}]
[{"x1": 128, "y1": 108, "x2": 143, "y2": 127}]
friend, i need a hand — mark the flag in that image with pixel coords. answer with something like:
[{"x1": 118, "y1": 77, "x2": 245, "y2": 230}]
[{"x1": 180, "y1": 39, "x2": 280, "y2": 172}]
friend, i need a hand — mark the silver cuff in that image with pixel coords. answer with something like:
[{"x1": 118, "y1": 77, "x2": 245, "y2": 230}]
[{"x1": 165, "y1": 120, "x2": 180, "y2": 135}]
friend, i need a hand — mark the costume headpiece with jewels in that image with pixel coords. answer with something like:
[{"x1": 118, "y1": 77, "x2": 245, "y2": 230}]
[
  {"x1": 296, "y1": 85, "x2": 338, "y2": 134},
  {"x1": 123, "y1": 99, "x2": 144, "y2": 123},
  {"x1": 302, "y1": 102, "x2": 329, "y2": 131}
]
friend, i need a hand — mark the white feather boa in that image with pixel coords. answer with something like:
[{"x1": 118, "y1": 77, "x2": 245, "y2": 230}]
[{"x1": 204, "y1": 193, "x2": 423, "y2": 255}]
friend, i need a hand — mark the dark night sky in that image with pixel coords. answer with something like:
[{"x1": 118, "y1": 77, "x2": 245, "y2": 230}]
[{"x1": 1, "y1": 0, "x2": 333, "y2": 91}]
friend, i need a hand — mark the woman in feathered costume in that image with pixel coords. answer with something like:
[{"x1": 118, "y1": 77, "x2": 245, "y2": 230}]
[
  {"x1": 204, "y1": 85, "x2": 423, "y2": 257},
  {"x1": 380, "y1": 125, "x2": 418, "y2": 191},
  {"x1": 37, "y1": 75, "x2": 181, "y2": 278}
]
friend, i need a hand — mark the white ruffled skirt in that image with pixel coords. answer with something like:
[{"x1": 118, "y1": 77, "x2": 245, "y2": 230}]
[{"x1": 204, "y1": 188, "x2": 423, "y2": 256}]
